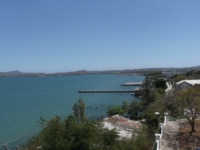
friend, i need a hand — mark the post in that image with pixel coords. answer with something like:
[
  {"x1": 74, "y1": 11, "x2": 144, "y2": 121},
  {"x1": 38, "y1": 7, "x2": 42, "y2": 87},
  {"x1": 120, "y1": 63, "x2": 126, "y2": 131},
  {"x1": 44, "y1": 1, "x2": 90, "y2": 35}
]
[
  {"x1": 160, "y1": 123, "x2": 164, "y2": 137},
  {"x1": 5, "y1": 144, "x2": 7, "y2": 150},
  {"x1": 156, "y1": 140, "x2": 159, "y2": 150},
  {"x1": 164, "y1": 112, "x2": 168, "y2": 125},
  {"x1": 155, "y1": 134, "x2": 161, "y2": 148}
]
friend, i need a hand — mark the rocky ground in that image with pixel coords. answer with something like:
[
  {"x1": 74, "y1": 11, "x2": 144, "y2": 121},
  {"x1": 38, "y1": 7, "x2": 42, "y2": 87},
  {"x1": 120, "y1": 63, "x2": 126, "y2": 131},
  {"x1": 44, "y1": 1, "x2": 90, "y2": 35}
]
[{"x1": 179, "y1": 120, "x2": 200, "y2": 150}]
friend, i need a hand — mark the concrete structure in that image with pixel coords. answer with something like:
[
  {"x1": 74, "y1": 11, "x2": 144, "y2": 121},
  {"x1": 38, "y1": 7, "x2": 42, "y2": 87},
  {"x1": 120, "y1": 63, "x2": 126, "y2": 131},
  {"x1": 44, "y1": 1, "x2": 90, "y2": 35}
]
[
  {"x1": 153, "y1": 113, "x2": 180, "y2": 150},
  {"x1": 159, "y1": 119, "x2": 179, "y2": 150},
  {"x1": 78, "y1": 90, "x2": 137, "y2": 93},
  {"x1": 102, "y1": 115, "x2": 142, "y2": 139},
  {"x1": 162, "y1": 68, "x2": 187, "y2": 78},
  {"x1": 121, "y1": 82, "x2": 143, "y2": 86},
  {"x1": 162, "y1": 72, "x2": 174, "y2": 77},
  {"x1": 175, "y1": 79, "x2": 200, "y2": 90},
  {"x1": 153, "y1": 113, "x2": 168, "y2": 150}
]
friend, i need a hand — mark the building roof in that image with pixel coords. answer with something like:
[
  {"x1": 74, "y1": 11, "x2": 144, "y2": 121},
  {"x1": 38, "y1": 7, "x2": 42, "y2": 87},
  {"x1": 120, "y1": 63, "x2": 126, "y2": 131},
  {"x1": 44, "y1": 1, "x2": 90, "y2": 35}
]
[
  {"x1": 176, "y1": 80, "x2": 200, "y2": 85},
  {"x1": 102, "y1": 115, "x2": 142, "y2": 139}
]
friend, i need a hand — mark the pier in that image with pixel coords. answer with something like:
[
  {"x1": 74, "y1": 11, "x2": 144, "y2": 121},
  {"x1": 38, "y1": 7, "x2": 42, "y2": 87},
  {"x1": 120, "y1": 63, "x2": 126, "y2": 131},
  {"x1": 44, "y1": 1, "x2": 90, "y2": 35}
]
[
  {"x1": 121, "y1": 82, "x2": 143, "y2": 86},
  {"x1": 78, "y1": 90, "x2": 138, "y2": 93}
]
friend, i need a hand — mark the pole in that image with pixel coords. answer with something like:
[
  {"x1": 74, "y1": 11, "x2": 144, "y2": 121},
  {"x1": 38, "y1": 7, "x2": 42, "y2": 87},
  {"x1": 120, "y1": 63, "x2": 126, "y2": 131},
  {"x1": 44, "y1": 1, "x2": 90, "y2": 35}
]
[
  {"x1": 5, "y1": 144, "x2": 7, "y2": 150},
  {"x1": 78, "y1": 108, "x2": 81, "y2": 123}
]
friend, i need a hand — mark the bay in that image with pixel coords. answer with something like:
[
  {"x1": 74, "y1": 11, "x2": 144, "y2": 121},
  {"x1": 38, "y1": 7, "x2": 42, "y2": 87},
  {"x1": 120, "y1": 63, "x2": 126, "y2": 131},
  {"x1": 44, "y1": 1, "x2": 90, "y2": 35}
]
[{"x1": 0, "y1": 74, "x2": 144, "y2": 149}]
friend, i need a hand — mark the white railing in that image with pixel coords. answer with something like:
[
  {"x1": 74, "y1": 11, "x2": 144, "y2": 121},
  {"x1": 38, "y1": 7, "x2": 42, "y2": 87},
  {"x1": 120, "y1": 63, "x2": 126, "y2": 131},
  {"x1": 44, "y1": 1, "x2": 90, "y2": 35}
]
[
  {"x1": 3, "y1": 144, "x2": 41, "y2": 150},
  {"x1": 153, "y1": 112, "x2": 168, "y2": 150}
]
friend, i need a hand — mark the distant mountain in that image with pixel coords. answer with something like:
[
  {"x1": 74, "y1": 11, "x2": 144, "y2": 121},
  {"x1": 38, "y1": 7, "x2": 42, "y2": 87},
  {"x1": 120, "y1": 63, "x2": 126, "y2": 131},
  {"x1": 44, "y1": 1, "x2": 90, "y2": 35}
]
[
  {"x1": 190, "y1": 66, "x2": 200, "y2": 69},
  {"x1": 1, "y1": 66, "x2": 200, "y2": 77},
  {"x1": 0, "y1": 70, "x2": 45, "y2": 77},
  {"x1": 4, "y1": 70, "x2": 23, "y2": 76},
  {"x1": 0, "y1": 70, "x2": 23, "y2": 77}
]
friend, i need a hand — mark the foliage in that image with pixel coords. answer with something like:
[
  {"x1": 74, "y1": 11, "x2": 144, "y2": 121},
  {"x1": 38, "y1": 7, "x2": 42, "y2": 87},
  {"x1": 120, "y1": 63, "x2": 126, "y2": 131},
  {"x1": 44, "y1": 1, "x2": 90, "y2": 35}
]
[
  {"x1": 100, "y1": 128, "x2": 119, "y2": 150},
  {"x1": 141, "y1": 78, "x2": 156, "y2": 105},
  {"x1": 116, "y1": 126, "x2": 153, "y2": 150},
  {"x1": 128, "y1": 100, "x2": 141, "y2": 119},
  {"x1": 154, "y1": 78, "x2": 167, "y2": 89},
  {"x1": 186, "y1": 70, "x2": 195, "y2": 76},
  {"x1": 39, "y1": 116, "x2": 67, "y2": 149},
  {"x1": 72, "y1": 98, "x2": 86, "y2": 123},
  {"x1": 24, "y1": 115, "x2": 120, "y2": 150},
  {"x1": 161, "y1": 90, "x2": 181, "y2": 117},
  {"x1": 174, "y1": 75, "x2": 187, "y2": 82},
  {"x1": 146, "y1": 71, "x2": 162, "y2": 78},
  {"x1": 176, "y1": 87, "x2": 200, "y2": 135},
  {"x1": 157, "y1": 88, "x2": 166, "y2": 96},
  {"x1": 121, "y1": 100, "x2": 129, "y2": 112},
  {"x1": 157, "y1": 87, "x2": 200, "y2": 135},
  {"x1": 23, "y1": 93, "x2": 163, "y2": 150},
  {"x1": 141, "y1": 107, "x2": 160, "y2": 131},
  {"x1": 107, "y1": 106, "x2": 125, "y2": 117}
]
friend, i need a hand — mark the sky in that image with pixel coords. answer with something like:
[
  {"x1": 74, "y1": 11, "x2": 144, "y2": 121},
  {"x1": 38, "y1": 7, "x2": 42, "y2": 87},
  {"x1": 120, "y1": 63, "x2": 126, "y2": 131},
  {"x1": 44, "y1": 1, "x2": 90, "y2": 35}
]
[{"x1": 0, "y1": 0, "x2": 200, "y2": 73}]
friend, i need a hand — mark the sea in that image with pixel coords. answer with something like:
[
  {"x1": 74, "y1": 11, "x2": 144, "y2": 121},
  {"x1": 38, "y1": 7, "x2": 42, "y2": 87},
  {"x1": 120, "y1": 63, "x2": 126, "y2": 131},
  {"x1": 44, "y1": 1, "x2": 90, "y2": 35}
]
[{"x1": 0, "y1": 74, "x2": 144, "y2": 149}]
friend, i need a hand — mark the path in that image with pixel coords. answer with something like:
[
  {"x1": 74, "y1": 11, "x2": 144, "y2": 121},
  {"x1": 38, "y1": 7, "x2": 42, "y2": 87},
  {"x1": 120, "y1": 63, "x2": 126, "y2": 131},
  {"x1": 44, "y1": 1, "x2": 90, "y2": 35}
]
[
  {"x1": 160, "y1": 119, "x2": 179, "y2": 150},
  {"x1": 166, "y1": 82, "x2": 173, "y2": 92}
]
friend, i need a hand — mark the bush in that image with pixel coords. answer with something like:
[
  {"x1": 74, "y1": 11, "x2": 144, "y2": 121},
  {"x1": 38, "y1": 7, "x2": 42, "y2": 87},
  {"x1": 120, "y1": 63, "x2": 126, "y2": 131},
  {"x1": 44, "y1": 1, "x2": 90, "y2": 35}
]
[
  {"x1": 107, "y1": 106, "x2": 125, "y2": 117},
  {"x1": 154, "y1": 79, "x2": 167, "y2": 89},
  {"x1": 174, "y1": 75, "x2": 187, "y2": 82}
]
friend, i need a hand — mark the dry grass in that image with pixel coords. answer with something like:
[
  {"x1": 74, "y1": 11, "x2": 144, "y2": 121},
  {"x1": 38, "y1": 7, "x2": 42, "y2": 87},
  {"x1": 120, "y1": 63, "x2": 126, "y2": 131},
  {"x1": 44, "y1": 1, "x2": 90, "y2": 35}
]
[{"x1": 179, "y1": 120, "x2": 200, "y2": 150}]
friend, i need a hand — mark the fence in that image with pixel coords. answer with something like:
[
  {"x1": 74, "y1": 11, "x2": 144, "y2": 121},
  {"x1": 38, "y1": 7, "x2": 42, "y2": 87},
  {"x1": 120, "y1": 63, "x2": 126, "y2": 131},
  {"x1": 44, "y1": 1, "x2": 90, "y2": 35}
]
[
  {"x1": 3, "y1": 144, "x2": 41, "y2": 150},
  {"x1": 152, "y1": 112, "x2": 168, "y2": 150},
  {"x1": 3, "y1": 144, "x2": 19, "y2": 150}
]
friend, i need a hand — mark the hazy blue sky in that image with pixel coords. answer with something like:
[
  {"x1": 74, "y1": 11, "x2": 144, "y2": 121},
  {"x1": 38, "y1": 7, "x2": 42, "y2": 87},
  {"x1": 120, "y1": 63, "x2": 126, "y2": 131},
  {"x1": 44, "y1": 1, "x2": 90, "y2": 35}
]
[{"x1": 1, "y1": 1, "x2": 200, "y2": 73}]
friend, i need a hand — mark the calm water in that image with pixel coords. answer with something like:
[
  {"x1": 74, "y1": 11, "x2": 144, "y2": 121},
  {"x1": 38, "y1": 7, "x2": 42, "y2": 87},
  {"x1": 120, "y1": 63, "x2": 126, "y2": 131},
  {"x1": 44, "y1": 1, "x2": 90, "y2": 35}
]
[{"x1": 0, "y1": 74, "x2": 144, "y2": 149}]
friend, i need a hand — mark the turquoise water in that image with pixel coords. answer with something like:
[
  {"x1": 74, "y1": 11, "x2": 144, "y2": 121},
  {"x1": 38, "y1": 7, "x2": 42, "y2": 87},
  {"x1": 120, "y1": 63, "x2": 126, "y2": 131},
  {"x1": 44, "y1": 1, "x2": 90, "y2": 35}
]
[{"x1": 0, "y1": 74, "x2": 144, "y2": 149}]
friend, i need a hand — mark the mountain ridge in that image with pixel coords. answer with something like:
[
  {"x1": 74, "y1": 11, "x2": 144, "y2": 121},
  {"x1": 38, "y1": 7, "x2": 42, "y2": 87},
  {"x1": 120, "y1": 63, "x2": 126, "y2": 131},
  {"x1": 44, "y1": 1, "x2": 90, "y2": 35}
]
[{"x1": 1, "y1": 66, "x2": 200, "y2": 77}]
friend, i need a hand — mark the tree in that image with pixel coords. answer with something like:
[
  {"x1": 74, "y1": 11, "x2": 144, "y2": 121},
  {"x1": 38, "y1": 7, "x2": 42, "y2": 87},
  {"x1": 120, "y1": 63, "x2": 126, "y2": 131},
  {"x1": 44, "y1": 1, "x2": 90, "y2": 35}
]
[
  {"x1": 23, "y1": 99, "x2": 156, "y2": 150},
  {"x1": 174, "y1": 75, "x2": 187, "y2": 82},
  {"x1": 39, "y1": 116, "x2": 68, "y2": 150},
  {"x1": 177, "y1": 87, "x2": 200, "y2": 135},
  {"x1": 100, "y1": 128, "x2": 119, "y2": 150},
  {"x1": 141, "y1": 78, "x2": 156, "y2": 105},
  {"x1": 107, "y1": 106, "x2": 125, "y2": 117},
  {"x1": 72, "y1": 98, "x2": 86, "y2": 123},
  {"x1": 128, "y1": 100, "x2": 141, "y2": 119},
  {"x1": 163, "y1": 87, "x2": 200, "y2": 135},
  {"x1": 117, "y1": 126, "x2": 153, "y2": 150},
  {"x1": 69, "y1": 121, "x2": 98, "y2": 150},
  {"x1": 154, "y1": 78, "x2": 167, "y2": 89},
  {"x1": 121, "y1": 100, "x2": 129, "y2": 112}
]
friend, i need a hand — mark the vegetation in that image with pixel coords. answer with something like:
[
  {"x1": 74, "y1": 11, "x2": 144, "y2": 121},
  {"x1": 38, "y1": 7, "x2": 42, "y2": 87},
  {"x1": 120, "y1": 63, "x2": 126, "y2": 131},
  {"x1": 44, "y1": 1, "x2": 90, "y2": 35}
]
[
  {"x1": 165, "y1": 87, "x2": 200, "y2": 135},
  {"x1": 154, "y1": 78, "x2": 167, "y2": 89},
  {"x1": 128, "y1": 100, "x2": 141, "y2": 120},
  {"x1": 145, "y1": 85, "x2": 200, "y2": 136},
  {"x1": 72, "y1": 98, "x2": 86, "y2": 123},
  {"x1": 173, "y1": 74, "x2": 187, "y2": 82},
  {"x1": 121, "y1": 100, "x2": 129, "y2": 112},
  {"x1": 140, "y1": 78, "x2": 156, "y2": 105},
  {"x1": 176, "y1": 87, "x2": 200, "y2": 135},
  {"x1": 21, "y1": 70, "x2": 200, "y2": 150},
  {"x1": 186, "y1": 70, "x2": 200, "y2": 79},
  {"x1": 22, "y1": 98, "x2": 154, "y2": 150},
  {"x1": 107, "y1": 105, "x2": 125, "y2": 117},
  {"x1": 25, "y1": 115, "x2": 120, "y2": 150}
]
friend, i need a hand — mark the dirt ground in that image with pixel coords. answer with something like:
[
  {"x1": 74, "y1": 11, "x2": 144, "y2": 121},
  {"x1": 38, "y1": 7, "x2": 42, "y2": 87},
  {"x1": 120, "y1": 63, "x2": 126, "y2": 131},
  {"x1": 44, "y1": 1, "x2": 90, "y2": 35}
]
[{"x1": 179, "y1": 120, "x2": 200, "y2": 150}]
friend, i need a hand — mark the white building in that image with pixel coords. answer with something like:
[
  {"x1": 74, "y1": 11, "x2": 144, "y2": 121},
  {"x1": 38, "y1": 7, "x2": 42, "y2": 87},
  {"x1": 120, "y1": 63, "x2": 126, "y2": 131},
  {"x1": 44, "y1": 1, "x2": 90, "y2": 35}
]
[
  {"x1": 162, "y1": 71, "x2": 174, "y2": 77},
  {"x1": 175, "y1": 80, "x2": 200, "y2": 90}
]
